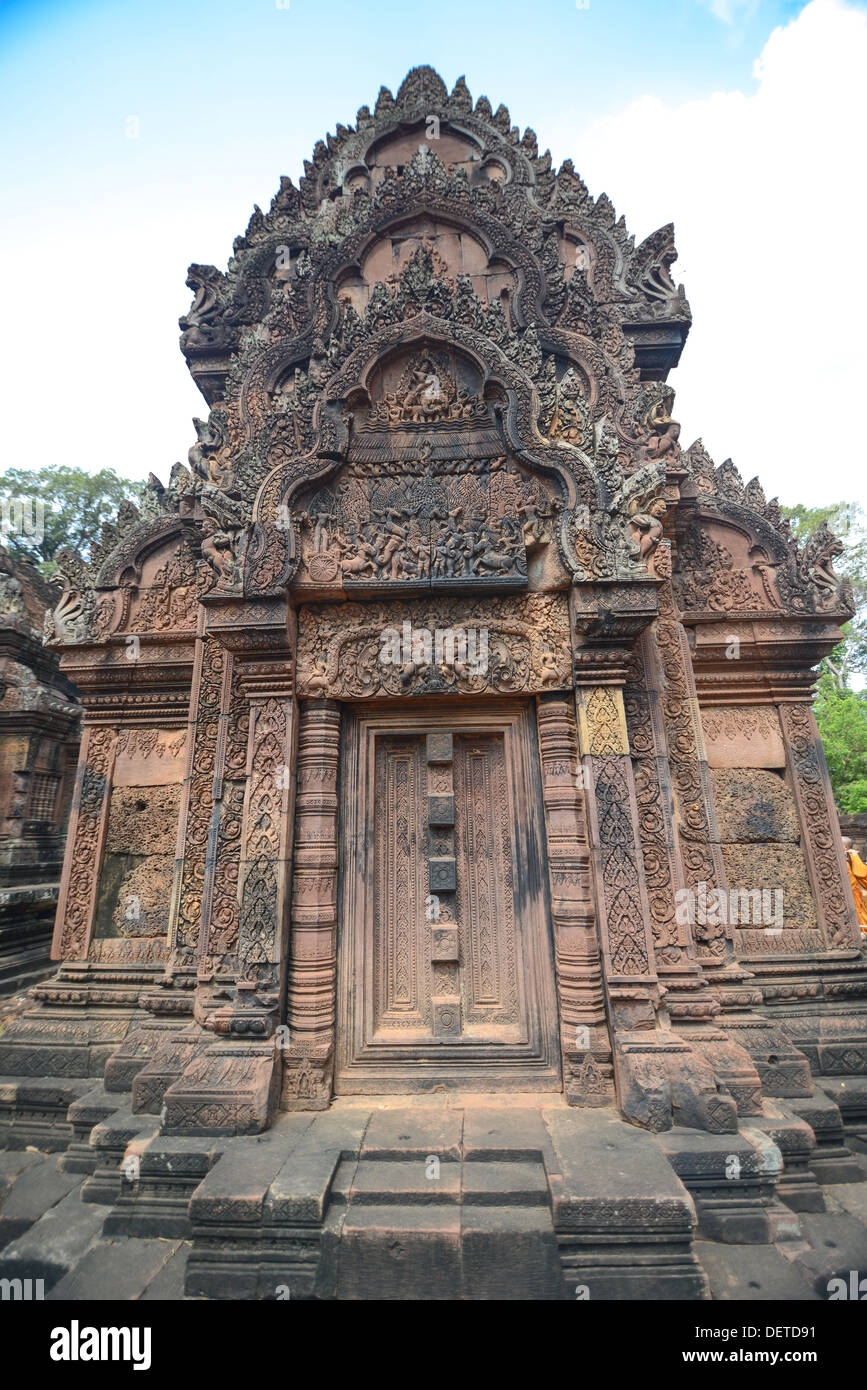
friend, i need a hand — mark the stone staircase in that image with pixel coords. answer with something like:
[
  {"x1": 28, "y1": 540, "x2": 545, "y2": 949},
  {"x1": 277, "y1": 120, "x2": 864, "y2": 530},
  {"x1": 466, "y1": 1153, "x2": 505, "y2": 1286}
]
[
  {"x1": 4, "y1": 1088, "x2": 867, "y2": 1299},
  {"x1": 334, "y1": 1147, "x2": 561, "y2": 1299}
]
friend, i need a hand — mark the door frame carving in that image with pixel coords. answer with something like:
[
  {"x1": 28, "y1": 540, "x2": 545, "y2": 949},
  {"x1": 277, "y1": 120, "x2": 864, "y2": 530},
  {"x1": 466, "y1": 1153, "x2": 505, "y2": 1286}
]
[{"x1": 335, "y1": 697, "x2": 562, "y2": 1093}]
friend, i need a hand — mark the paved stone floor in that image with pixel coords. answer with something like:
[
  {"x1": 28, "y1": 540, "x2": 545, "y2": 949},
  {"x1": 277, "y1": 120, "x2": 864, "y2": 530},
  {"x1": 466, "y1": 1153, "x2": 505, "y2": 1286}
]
[{"x1": 2, "y1": 1092, "x2": 867, "y2": 1300}]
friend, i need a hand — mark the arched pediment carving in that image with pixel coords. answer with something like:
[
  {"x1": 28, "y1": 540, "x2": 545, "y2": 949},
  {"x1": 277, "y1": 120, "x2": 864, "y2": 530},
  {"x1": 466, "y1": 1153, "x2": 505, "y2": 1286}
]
[{"x1": 675, "y1": 442, "x2": 855, "y2": 620}]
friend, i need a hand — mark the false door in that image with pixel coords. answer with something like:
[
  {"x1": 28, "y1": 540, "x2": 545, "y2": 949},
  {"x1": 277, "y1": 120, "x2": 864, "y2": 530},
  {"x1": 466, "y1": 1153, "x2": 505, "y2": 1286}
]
[{"x1": 336, "y1": 701, "x2": 561, "y2": 1092}]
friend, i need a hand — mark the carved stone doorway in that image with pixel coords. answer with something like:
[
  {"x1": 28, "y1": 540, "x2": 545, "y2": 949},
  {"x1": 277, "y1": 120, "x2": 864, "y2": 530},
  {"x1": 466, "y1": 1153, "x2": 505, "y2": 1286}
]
[{"x1": 335, "y1": 701, "x2": 562, "y2": 1093}]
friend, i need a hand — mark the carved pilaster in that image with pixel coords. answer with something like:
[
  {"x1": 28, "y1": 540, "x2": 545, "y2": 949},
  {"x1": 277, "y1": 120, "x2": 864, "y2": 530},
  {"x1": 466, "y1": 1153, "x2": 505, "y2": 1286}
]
[
  {"x1": 577, "y1": 685, "x2": 657, "y2": 1011},
  {"x1": 578, "y1": 682, "x2": 738, "y2": 1133},
  {"x1": 236, "y1": 696, "x2": 297, "y2": 979},
  {"x1": 281, "y1": 699, "x2": 340, "y2": 1109},
  {"x1": 170, "y1": 632, "x2": 227, "y2": 960},
  {"x1": 780, "y1": 702, "x2": 859, "y2": 952},
  {"x1": 653, "y1": 552, "x2": 729, "y2": 965},
  {"x1": 159, "y1": 653, "x2": 295, "y2": 1134},
  {"x1": 625, "y1": 624, "x2": 765, "y2": 1115},
  {"x1": 536, "y1": 693, "x2": 613, "y2": 1105},
  {"x1": 52, "y1": 725, "x2": 118, "y2": 960},
  {"x1": 624, "y1": 630, "x2": 691, "y2": 972}
]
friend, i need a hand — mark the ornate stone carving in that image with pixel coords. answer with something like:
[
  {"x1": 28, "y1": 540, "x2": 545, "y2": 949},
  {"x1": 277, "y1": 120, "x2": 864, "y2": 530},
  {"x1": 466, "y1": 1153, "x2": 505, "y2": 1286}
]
[
  {"x1": 296, "y1": 594, "x2": 571, "y2": 699},
  {"x1": 780, "y1": 703, "x2": 860, "y2": 951},
  {"x1": 237, "y1": 698, "x2": 293, "y2": 978},
  {"x1": 173, "y1": 638, "x2": 227, "y2": 954},
  {"x1": 292, "y1": 449, "x2": 560, "y2": 593},
  {"x1": 537, "y1": 693, "x2": 613, "y2": 1104},
  {"x1": 53, "y1": 727, "x2": 117, "y2": 959},
  {"x1": 282, "y1": 701, "x2": 340, "y2": 1109},
  {"x1": 577, "y1": 685, "x2": 629, "y2": 756},
  {"x1": 11, "y1": 64, "x2": 864, "y2": 1166}
]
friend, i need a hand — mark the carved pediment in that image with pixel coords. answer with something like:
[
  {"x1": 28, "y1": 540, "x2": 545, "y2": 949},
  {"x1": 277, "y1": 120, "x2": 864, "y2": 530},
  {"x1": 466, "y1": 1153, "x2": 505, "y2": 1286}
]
[{"x1": 289, "y1": 346, "x2": 567, "y2": 596}]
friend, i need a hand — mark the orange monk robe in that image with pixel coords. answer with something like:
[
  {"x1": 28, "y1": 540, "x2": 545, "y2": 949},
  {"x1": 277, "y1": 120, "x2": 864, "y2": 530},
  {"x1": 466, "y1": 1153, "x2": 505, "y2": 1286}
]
[{"x1": 846, "y1": 849, "x2": 867, "y2": 929}]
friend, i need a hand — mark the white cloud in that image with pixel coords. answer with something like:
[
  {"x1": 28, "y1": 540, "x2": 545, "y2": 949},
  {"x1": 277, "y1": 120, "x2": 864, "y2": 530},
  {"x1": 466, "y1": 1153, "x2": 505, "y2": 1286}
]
[{"x1": 557, "y1": 0, "x2": 866, "y2": 507}]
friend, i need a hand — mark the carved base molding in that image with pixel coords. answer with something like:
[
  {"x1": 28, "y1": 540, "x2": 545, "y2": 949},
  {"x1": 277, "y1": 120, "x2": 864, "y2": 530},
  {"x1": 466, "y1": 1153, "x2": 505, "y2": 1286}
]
[
  {"x1": 615, "y1": 1032, "x2": 738, "y2": 1135},
  {"x1": 720, "y1": 1016, "x2": 814, "y2": 1099},
  {"x1": 0, "y1": 958, "x2": 155, "y2": 1080},
  {"x1": 162, "y1": 1041, "x2": 280, "y2": 1135}
]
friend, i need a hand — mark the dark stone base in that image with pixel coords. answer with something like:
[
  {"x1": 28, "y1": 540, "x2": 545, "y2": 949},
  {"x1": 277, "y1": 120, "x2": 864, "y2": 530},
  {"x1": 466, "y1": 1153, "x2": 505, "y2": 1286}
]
[
  {"x1": 100, "y1": 1102, "x2": 709, "y2": 1300},
  {"x1": 0, "y1": 885, "x2": 56, "y2": 997},
  {"x1": 788, "y1": 1091, "x2": 865, "y2": 1185},
  {"x1": 0, "y1": 1076, "x2": 94, "y2": 1152},
  {"x1": 655, "y1": 1125, "x2": 803, "y2": 1244}
]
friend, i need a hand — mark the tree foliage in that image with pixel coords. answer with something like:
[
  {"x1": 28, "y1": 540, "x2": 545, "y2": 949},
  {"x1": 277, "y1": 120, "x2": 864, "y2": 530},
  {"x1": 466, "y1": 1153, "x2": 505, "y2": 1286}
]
[
  {"x1": 0, "y1": 466, "x2": 143, "y2": 577},
  {"x1": 814, "y1": 671, "x2": 867, "y2": 814},
  {"x1": 781, "y1": 501, "x2": 867, "y2": 812}
]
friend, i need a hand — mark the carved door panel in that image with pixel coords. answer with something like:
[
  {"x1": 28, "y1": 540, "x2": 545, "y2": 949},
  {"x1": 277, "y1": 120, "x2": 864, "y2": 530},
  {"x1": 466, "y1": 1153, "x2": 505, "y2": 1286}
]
[{"x1": 336, "y1": 702, "x2": 561, "y2": 1092}]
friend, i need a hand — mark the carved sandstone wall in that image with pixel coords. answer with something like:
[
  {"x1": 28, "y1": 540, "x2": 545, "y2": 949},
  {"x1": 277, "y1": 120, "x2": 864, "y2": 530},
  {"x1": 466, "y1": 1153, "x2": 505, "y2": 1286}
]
[{"x1": 0, "y1": 67, "x2": 860, "y2": 1141}]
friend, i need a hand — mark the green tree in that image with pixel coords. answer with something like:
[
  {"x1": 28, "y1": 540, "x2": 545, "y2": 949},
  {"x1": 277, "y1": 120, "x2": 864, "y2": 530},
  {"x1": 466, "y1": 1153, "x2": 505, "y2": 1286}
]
[
  {"x1": 0, "y1": 466, "x2": 143, "y2": 577},
  {"x1": 814, "y1": 671, "x2": 867, "y2": 813}
]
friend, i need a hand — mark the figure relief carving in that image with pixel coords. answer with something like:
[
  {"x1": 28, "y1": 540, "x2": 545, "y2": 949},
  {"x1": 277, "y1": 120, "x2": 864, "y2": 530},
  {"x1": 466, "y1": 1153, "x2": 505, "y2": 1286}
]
[
  {"x1": 128, "y1": 542, "x2": 200, "y2": 633},
  {"x1": 673, "y1": 528, "x2": 759, "y2": 614},
  {"x1": 291, "y1": 450, "x2": 562, "y2": 593}
]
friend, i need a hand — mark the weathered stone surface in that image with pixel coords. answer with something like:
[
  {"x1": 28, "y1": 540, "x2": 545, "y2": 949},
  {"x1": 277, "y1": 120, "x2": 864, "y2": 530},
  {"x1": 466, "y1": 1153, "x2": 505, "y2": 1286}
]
[
  {"x1": 710, "y1": 768, "x2": 800, "y2": 843},
  {"x1": 544, "y1": 1107, "x2": 709, "y2": 1299},
  {"x1": 47, "y1": 1236, "x2": 183, "y2": 1300},
  {"x1": 694, "y1": 1240, "x2": 818, "y2": 1300},
  {"x1": 0, "y1": 1156, "x2": 82, "y2": 1249},
  {"x1": 721, "y1": 844, "x2": 818, "y2": 931},
  {"x1": 792, "y1": 1212, "x2": 867, "y2": 1297},
  {"x1": 0, "y1": 1184, "x2": 104, "y2": 1287}
]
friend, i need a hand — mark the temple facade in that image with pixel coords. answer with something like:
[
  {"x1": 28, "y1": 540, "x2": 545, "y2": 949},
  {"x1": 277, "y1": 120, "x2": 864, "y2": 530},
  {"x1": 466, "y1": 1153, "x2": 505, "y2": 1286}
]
[
  {"x1": 0, "y1": 67, "x2": 862, "y2": 1167},
  {"x1": 0, "y1": 548, "x2": 80, "y2": 996}
]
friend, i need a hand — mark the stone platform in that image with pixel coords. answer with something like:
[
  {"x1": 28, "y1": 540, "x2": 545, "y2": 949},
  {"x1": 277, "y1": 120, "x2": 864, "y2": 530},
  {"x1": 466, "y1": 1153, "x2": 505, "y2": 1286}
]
[{"x1": 2, "y1": 1092, "x2": 867, "y2": 1300}]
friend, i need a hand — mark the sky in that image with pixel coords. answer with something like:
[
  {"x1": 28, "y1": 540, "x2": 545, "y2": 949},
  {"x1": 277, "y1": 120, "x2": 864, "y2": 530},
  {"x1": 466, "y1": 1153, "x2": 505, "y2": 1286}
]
[{"x1": 0, "y1": 0, "x2": 863, "y2": 511}]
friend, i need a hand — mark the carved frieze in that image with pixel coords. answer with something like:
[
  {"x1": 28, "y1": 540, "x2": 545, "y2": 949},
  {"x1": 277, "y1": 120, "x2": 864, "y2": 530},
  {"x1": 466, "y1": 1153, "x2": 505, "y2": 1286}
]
[
  {"x1": 702, "y1": 705, "x2": 786, "y2": 769},
  {"x1": 296, "y1": 593, "x2": 571, "y2": 699}
]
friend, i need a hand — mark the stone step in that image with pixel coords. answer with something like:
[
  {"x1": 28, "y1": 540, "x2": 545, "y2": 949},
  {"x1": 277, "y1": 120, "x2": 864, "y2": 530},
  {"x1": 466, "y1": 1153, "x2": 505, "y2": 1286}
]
[
  {"x1": 789, "y1": 1091, "x2": 865, "y2": 1184},
  {"x1": 80, "y1": 1106, "x2": 160, "y2": 1208},
  {"x1": 335, "y1": 1198, "x2": 564, "y2": 1299},
  {"x1": 545, "y1": 1107, "x2": 710, "y2": 1299},
  {"x1": 103, "y1": 1132, "x2": 227, "y2": 1238},
  {"x1": 60, "y1": 1083, "x2": 126, "y2": 1175},
  {"x1": 461, "y1": 1204, "x2": 564, "y2": 1299},
  {"x1": 349, "y1": 1157, "x2": 461, "y2": 1204},
  {"x1": 462, "y1": 1160, "x2": 549, "y2": 1206},
  {"x1": 818, "y1": 1077, "x2": 867, "y2": 1148},
  {"x1": 347, "y1": 1152, "x2": 550, "y2": 1206},
  {"x1": 336, "y1": 1202, "x2": 462, "y2": 1299},
  {"x1": 359, "y1": 1106, "x2": 463, "y2": 1161}
]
